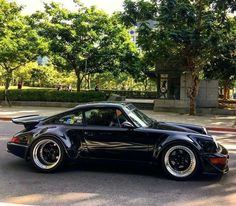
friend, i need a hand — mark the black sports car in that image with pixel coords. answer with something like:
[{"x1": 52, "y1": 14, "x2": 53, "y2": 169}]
[{"x1": 7, "y1": 103, "x2": 229, "y2": 180}]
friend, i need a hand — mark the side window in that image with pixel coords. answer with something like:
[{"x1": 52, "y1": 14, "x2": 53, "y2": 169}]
[
  {"x1": 84, "y1": 108, "x2": 130, "y2": 127},
  {"x1": 115, "y1": 109, "x2": 129, "y2": 126},
  {"x1": 85, "y1": 108, "x2": 118, "y2": 127},
  {"x1": 57, "y1": 111, "x2": 83, "y2": 125}
]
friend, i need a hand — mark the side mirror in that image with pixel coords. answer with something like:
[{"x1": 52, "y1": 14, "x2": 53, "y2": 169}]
[{"x1": 121, "y1": 121, "x2": 134, "y2": 129}]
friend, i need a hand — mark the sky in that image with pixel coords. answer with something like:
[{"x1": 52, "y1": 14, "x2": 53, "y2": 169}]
[{"x1": 12, "y1": 0, "x2": 125, "y2": 15}]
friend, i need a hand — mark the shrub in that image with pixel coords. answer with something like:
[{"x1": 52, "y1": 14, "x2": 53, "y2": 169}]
[
  {"x1": 0, "y1": 89, "x2": 107, "y2": 103},
  {"x1": 101, "y1": 90, "x2": 157, "y2": 99}
]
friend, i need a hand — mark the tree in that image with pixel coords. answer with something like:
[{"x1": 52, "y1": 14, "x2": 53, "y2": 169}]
[
  {"x1": 123, "y1": 0, "x2": 235, "y2": 115},
  {"x1": 14, "y1": 62, "x2": 36, "y2": 86},
  {"x1": 30, "y1": 2, "x2": 140, "y2": 91},
  {"x1": 0, "y1": 0, "x2": 47, "y2": 90},
  {"x1": 203, "y1": 18, "x2": 236, "y2": 99}
]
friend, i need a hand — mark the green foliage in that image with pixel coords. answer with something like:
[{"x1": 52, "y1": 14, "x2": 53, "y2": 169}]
[
  {"x1": 12, "y1": 62, "x2": 77, "y2": 88},
  {"x1": 122, "y1": 0, "x2": 235, "y2": 114},
  {"x1": 203, "y1": 18, "x2": 236, "y2": 85},
  {"x1": 0, "y1": 89, "x2": 106, "y2": 102},
  {"x1": 0, "y1": 88, "x2": 156, "y2": 101},
  {"x1": 123, "y1": 0, "x2": 235, "y2": 70},
  {"x1": 30, "y1": 2, "x2": 140, "y2": 91},
  {"x1": 90, "y1": 71, "x2": 156, "y2": 91},
  {"x1": 0, "y1": 0, "x2": 47, "y2": 89},
  {"x1": 102, "y1": 90, "x2": 157, "y2": 99},
  {"x1": 27, "y1": 65, "x2": 75, "y2": 87}
]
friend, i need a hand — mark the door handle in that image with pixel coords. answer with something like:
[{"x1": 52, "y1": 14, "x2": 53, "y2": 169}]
[
  {"x1": 99, "y1": 132, "x2": 112, "y2": 135},
  {"x1": 84, "y1": 131, "x2": 94, "y2": 137}
]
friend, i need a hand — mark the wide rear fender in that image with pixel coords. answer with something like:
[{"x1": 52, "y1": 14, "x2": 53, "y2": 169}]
[{"x1": 28, "y1": 125, "x2": 78, "y2": 158}]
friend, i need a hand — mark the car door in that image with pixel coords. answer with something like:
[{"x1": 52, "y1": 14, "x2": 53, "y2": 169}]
[{"x1": 83, "y1": 107, "x2": 152, "y2": 161}]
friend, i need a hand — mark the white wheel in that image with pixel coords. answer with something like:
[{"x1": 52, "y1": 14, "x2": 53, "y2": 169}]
[
  {"x1": 30, "y1": 137, "x2": 64, "y2": 172},
  {"x1": 162, "y1": 144, "x2": 198, "y2": 179}
]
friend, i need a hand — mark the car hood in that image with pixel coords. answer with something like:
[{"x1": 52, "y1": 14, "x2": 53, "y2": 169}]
[{"x1": 151, "y1": 121, "x2": 207, "y2": 134}]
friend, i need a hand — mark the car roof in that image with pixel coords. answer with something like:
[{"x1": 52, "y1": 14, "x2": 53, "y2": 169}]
[{"x1": 74, "y1": 102, "x2": 134, "y2": 110}]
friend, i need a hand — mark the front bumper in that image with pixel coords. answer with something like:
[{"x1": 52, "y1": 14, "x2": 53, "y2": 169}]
[
  {"x1": 7, "y1": 142, "x2": 29, "y2": 159},
  {"x1": 201, "y1": 143, "x2": 229, "y2": 175}
]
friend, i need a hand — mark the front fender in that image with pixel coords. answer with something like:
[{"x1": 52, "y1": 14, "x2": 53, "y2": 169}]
[{"x1": 152, "y1": 134, "x2": 201, "y2": 160}]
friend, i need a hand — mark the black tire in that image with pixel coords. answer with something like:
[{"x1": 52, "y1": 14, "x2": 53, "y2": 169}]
[
  {"x1": 30, "y1": 136, "x2": 65, "y2": 172},
  {"x1": 161, "y1": 143, "x2": 199, "y2": 180}
]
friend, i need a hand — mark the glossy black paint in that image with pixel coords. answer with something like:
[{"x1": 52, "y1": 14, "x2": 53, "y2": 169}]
[{"x1": 7, "y1": 103, "x2": 229, "y2": 175}]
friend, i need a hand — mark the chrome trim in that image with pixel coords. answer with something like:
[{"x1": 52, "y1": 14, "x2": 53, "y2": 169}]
[
  {"x1": 32, "y1": 139, "x2": 61, "y2": 170},
  {"x1": 164, "y1": 145, "x2": 197, "y2": 178}
]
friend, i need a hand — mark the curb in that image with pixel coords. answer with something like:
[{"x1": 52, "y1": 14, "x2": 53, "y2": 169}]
[
  {"x1": 0, "y1": 117, "x2": 12, "y2": 121},
  {"x1": 206, "y1": 127, "x2": 236, "y2": 133}
]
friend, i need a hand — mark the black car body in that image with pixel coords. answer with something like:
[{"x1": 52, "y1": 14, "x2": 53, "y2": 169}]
[{"x1": 7, "y1": 103, "x2": 229, "y2": 180}]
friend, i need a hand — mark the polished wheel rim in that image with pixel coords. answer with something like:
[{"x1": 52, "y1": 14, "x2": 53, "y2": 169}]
[
  {"x1": 33, "y1": 139, "x2": 61, "y2": 170},
  {"x1": 164, "y1": 145, "x2": 196, "y2": 178}
]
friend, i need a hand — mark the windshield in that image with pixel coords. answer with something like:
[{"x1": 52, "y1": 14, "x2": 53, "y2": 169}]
[{"x1": 128, "y1": 109, "x2": 153, "y2": 127}]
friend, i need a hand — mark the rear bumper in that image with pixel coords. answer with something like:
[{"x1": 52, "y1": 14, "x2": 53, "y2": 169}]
[
  {"x1": 201, "y1": 144, "x2": 229, "y2": 175},
  {"x1": 7, "y1": 142, "x2": 29, "y2": 159}
]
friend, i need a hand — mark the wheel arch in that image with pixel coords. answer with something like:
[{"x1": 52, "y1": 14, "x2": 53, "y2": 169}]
[
  {"x1": 153, "y1": 134, "x2": 201, "y2": 162},
  {"x1": 160, "y1": 142, "x2": 200, "y2": 180},
  {"x1": 27, "y1": 134, "x2": 73, "y2": 160}
]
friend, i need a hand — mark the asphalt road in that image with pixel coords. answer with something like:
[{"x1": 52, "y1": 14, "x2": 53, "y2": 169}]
[{"x1": 0, "y1": 121, "x2": 235, "y2": 206}]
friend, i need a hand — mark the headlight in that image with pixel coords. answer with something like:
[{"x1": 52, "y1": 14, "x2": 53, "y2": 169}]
[
  {"x1": 203, "y1": 127, "x2": 208, "y2": 135},
  {"x1": 196, "y1": 138, "x2": 218, "y2": 153},
  {"x1": 211, "y1": 135, "x2": 219, "y2": 148}
]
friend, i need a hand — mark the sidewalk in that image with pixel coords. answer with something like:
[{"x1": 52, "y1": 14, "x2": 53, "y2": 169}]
[
  {"x1": 143, "y1": 110, "x2": 236, "y2": 132},
  {"x1": 0, "y1": 105, "x2": 235, "y2": 132},
  {"x1": 0, "y1": 106, "x2": 64, "y2": 119}
]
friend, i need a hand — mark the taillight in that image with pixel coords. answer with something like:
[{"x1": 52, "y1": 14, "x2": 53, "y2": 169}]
[
  {"x1": 10, "y1": 136, "x2": 20, "y2": 144},
  {"x1": 209, "y1": 157, "x2": 228, "y2": 165}
]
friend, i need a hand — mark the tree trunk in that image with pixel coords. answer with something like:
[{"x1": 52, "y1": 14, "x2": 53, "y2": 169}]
[
  {"x1": 5, "y1": 74, "x2": 12, "y2": 90},
  {"x1": 4, "y1": 70, "x2": 12, "y2": 106},
  {"x1": 155, "y1": 62, "x2": 160, "y2": 98},
  {"x1": 188, "y1": 72, "x2": 200, "y2": 115},
  {"x1": 87, "y1": 74, "x2": 90, "y2": 90},
  {"x1": 75, "y1": 68, "x2": 83, "y2": 92},
  {"x1": 189, "y1": 95, "x2": 196, "y2": 115},
  {"x1": 144, "y1": 78, "x2": 148, "y2": 91},
  {"x1": 223, "y1": 80, "x2": 229, "y2": 100},
  {"x1": 76, "y1": 78, "x2": 82, "y2": 92}
]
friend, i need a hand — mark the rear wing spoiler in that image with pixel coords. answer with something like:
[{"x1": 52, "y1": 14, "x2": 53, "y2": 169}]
[{"x1": 12, "y1": 115, "x2": 47, "y2": 129}]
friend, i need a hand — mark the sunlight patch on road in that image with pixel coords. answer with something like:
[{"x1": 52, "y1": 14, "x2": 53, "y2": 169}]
[
  {"x1": 56, "y1": 192, "x2": 98, "y2": 202},
  {"x1": 3, "y1": 194, "x2": 43, "y2": 205},
  {"x1": 2, "y1": 193, "x2": 99, "y2": 205},
  {"x1": 0, "y1": 203, "x2": 34, "y2": 206},
  {"x1": 175, "y1": 193, "x2": 236, "y2": 206},
  {"x1": 0, "y1": 137, "x2": 9, "y2": 141}
]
